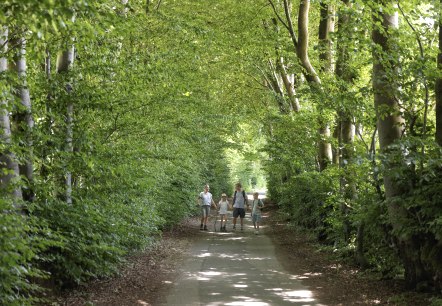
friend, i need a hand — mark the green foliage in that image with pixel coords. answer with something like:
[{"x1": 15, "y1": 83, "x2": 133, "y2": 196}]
[
  {"x1": 0, "y1": 199, "x2": 50, "y2": 305},
  {"x1": 2, "y1": 0, "x2": 442, "y2": 302},
  {"x1": 280, "y1": 171, "x2": 336, "y2": 231},
  {"x1": 2, "y1": 0, "x2": 272, "y2": 303},
  {"x1": 33, "y1": 197, "x2": 159, "y2": 287}
]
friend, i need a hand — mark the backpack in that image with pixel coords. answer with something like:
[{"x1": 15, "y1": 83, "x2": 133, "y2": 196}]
[{"x1": 233, "y1": 190, "x2": 247, "y2": 205}]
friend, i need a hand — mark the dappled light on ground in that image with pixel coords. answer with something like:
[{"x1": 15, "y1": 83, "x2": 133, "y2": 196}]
[{"x1": 162, "y1": 215, "x2": 323, "y2": 305}]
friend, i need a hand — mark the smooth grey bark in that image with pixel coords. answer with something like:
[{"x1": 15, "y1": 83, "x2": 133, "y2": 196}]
[
  {"x1": 373, "y1": 8, "x2": 404, "y2": 192},
  {"x1": 372, "y1": 2, "x2": 426, "y2": 288},
  {"x1": 268, "y1": 59, "x2": 288, "y2": 113},
  {"x1": 340, "y1": 114, "x2": 356, "y2": 243},
  {"x1": 277, "y1": 57, "x2": 300, "y2": 112},
  {"x1": 0, "y1": 27, "x2": 23, "y2": 202},
  {"x1": 269, "y1": 17, "x2": 299, "y2": 113},
  {"x1": 277, "y1": 0, "x2": 332, "y2": 170},
  {"x1": 296, "y1": 0, "x2": 321, "y2": 84},
  {"x1": 436, "y1": 0, "x2": 442, "y2": 146},
  {"x1": 332, "y1": 121, "x2": 341, "y2": 165},
  {"x1": 40, "y1": 50, "x2": 53, "y2": 180},
  {"x1": 57, "y1": 46, "x2": 75, "y2": 205},
  {"x1": 316, "y1": 0, "x2": 334, "y2": 171},
  {"x1": 318, "y1": 2, "x2": 334, "y2": 73},
  {"x1": 11, "y1": 35, "x2": 34, "y2": 202},
  {"x1": 317, "y1": 125, "x2": 332, "y2": 171}
]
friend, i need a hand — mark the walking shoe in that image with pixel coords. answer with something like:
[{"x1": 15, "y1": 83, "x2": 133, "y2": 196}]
[
  {"x1": 200, "y1": 224, "x2": 203, "y2": 230},
  {"x1": 241, "y1": 227, "x2": 244, "y2": 232},
  {"x1": 232, "y1": 225, "x2": 236, "y2": 230},
  {"x1": 223, "y1": 226, "x2": 226, "y2": 232},
  {"x1": 203, "y1": 225, "x2": 208, "y2": 231},
  {"x1": 255, "y1": 230, "x2": 259, "y2": 235}
]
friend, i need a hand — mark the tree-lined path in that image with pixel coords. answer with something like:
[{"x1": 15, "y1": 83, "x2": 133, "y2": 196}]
[
  {"x1": 163, "y1": 217, "x2": 317, "y2": 306},
  {"x1": 2, "y1": 0, "x2": 442, "y2": 304}
]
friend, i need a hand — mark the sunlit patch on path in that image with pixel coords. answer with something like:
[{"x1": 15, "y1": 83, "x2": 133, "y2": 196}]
[{"x1": 161, "y1": 215, "x2": 325, "y2": 305}]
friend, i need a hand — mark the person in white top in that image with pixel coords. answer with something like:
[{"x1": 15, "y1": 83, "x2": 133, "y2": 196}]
[
  {"x1": 251, "y1": 192, "x2": 264, "y2": 234},
  {"x1": 197, "y1": 184, "x2": 216, "y2": 231},
  {"x1": 217, "y1": 193, "x2": 231, "y2": 232}
]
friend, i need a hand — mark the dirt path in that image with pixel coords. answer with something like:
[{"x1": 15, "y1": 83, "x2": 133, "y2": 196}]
[
  {"x1": 56, "y1": 206, "x2": 433, "y2": 305},
  {"x1": 159, "y1": 216, "x2": 318, "y2": 305}
]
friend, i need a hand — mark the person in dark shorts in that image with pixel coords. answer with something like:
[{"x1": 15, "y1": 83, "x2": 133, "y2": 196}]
[{"x1": 232, "y1": 182, "x2": 248, "y2": 231}]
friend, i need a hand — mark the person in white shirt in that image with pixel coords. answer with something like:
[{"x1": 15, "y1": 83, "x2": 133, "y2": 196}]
[
  {"x1": 251, "y1": 192, "x2": 264, "y2": 234},
  {"x1": 197, "y1": 184, "x2": 216, "y2": 231},
  {"x1": 217, "y1": 193, "x2": 231, "y2": 232}
]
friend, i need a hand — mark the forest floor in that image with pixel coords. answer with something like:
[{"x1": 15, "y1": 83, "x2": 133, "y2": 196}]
[{"x1": 55, "y1": 203, "x2": 436, "y2": 306}]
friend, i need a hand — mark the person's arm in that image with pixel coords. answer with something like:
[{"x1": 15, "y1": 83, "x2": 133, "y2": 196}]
[{"x1": 244, "y1": 191, "x2": 249, "y2": 210}]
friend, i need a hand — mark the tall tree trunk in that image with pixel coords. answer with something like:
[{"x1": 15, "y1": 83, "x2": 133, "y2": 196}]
[
  {"x1": 296, "y1": 0, "x2": 321, "y2": 84},
  {"x1": 372, "y1": 1, "x2": 426, "y2": 288},
  {"x1": 11, "y1": 34, "x2": 34, "y2": 202},
  {"x1": 0, "y1": 27, "x2": 23, "y2": 203},
  {"x1": 275, "y1": 0, "x2": 333, "y2": 169},
  {"x1": 57, "y1": 46, "x2": 75, "y2": 205},
  {"x1": 436, "y1": 0, "x2": 442, "y2": 146},
  {"x1": 336, "y1": 0, "x2": 359, "y2": 250},
  {"x1": 317, "y1": 0, "x2": 334, "y2": 171},
  {"x1": 268, "y1": 59, "x2": 288, "y2": 113},
  {"x1": 317, "y1": 125, "x2": 332, "y2": 171},
  {"x1": 318, "y1": 2, "x2": 334, "y2": 72},
  {"x1": 270, "y1": 17, "x2": 300, "y2": 113},
  {"x1": 40, "y1": 49, "x2": 54, "y2": 180},
  {"x1": 277, "y1": 57, "x2": 300, "y2": 112},
  {"x1": 332, "y1": 120, "x2": 341, "y2": 165}
]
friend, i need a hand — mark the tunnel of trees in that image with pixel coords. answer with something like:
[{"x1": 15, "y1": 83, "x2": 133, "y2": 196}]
[{"x1": 1, "y1": 0, "x2": 441, "y2": 304}]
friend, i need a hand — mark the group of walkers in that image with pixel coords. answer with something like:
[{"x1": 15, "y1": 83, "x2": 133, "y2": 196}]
[{"x1": 197, "y1": 183, "x2": 264, "y2": 234}]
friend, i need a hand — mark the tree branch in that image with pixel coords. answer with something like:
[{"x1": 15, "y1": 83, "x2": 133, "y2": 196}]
[
  {"x1": 397, "y1": 1, "x2": 429, "y2": 138},
  {"x1": 267, "y1": 0, "x2": 290, "y2": 32},
  {"x1": 282, "y1": 0, "x2": 298, "y2": 49}
]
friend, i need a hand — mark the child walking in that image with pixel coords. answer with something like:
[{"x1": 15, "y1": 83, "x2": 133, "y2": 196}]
[
  {"x1": 218, "y1": 193, "x2": 231, "y2": 232},
  {"x1": 251, "y1": 192, "x2": 264, "y2": 235}
]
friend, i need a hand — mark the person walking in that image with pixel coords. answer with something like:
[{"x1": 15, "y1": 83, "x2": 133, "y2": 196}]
[
  {"x1": 232, "y1": 182, "x2": 248, "y2": 231},
  {"x1": 218, "y1": 193, "x2": 231, "y2": 232},
  {"x1": 197, "y1": 184, "x2": 216, "y2": 231},
  {"x1": 251, "y1": 192, "x2": 264, "y2": 234}
]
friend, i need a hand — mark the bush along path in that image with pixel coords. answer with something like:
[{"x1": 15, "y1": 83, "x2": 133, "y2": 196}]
[{"x1": 54, "y1": 201, "x2": 435, "y2": 305}]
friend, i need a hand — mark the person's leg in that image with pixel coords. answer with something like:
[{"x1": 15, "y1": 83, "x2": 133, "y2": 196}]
[
  {"x1": 203, "y1": 207, "x2": 209, "y2": 230},
  {"x1": 200, "y1": 207, "x2": 204, "y2": 230},
  {"x1": 240, "y1": 209, "x2": 245, "y2": 230},
  {"x1": 255, "y1": 215, "x2": 261, "y2": 234},
  {"x1": 232, "y1": 208, "x2": 239, "y2": 229}
]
